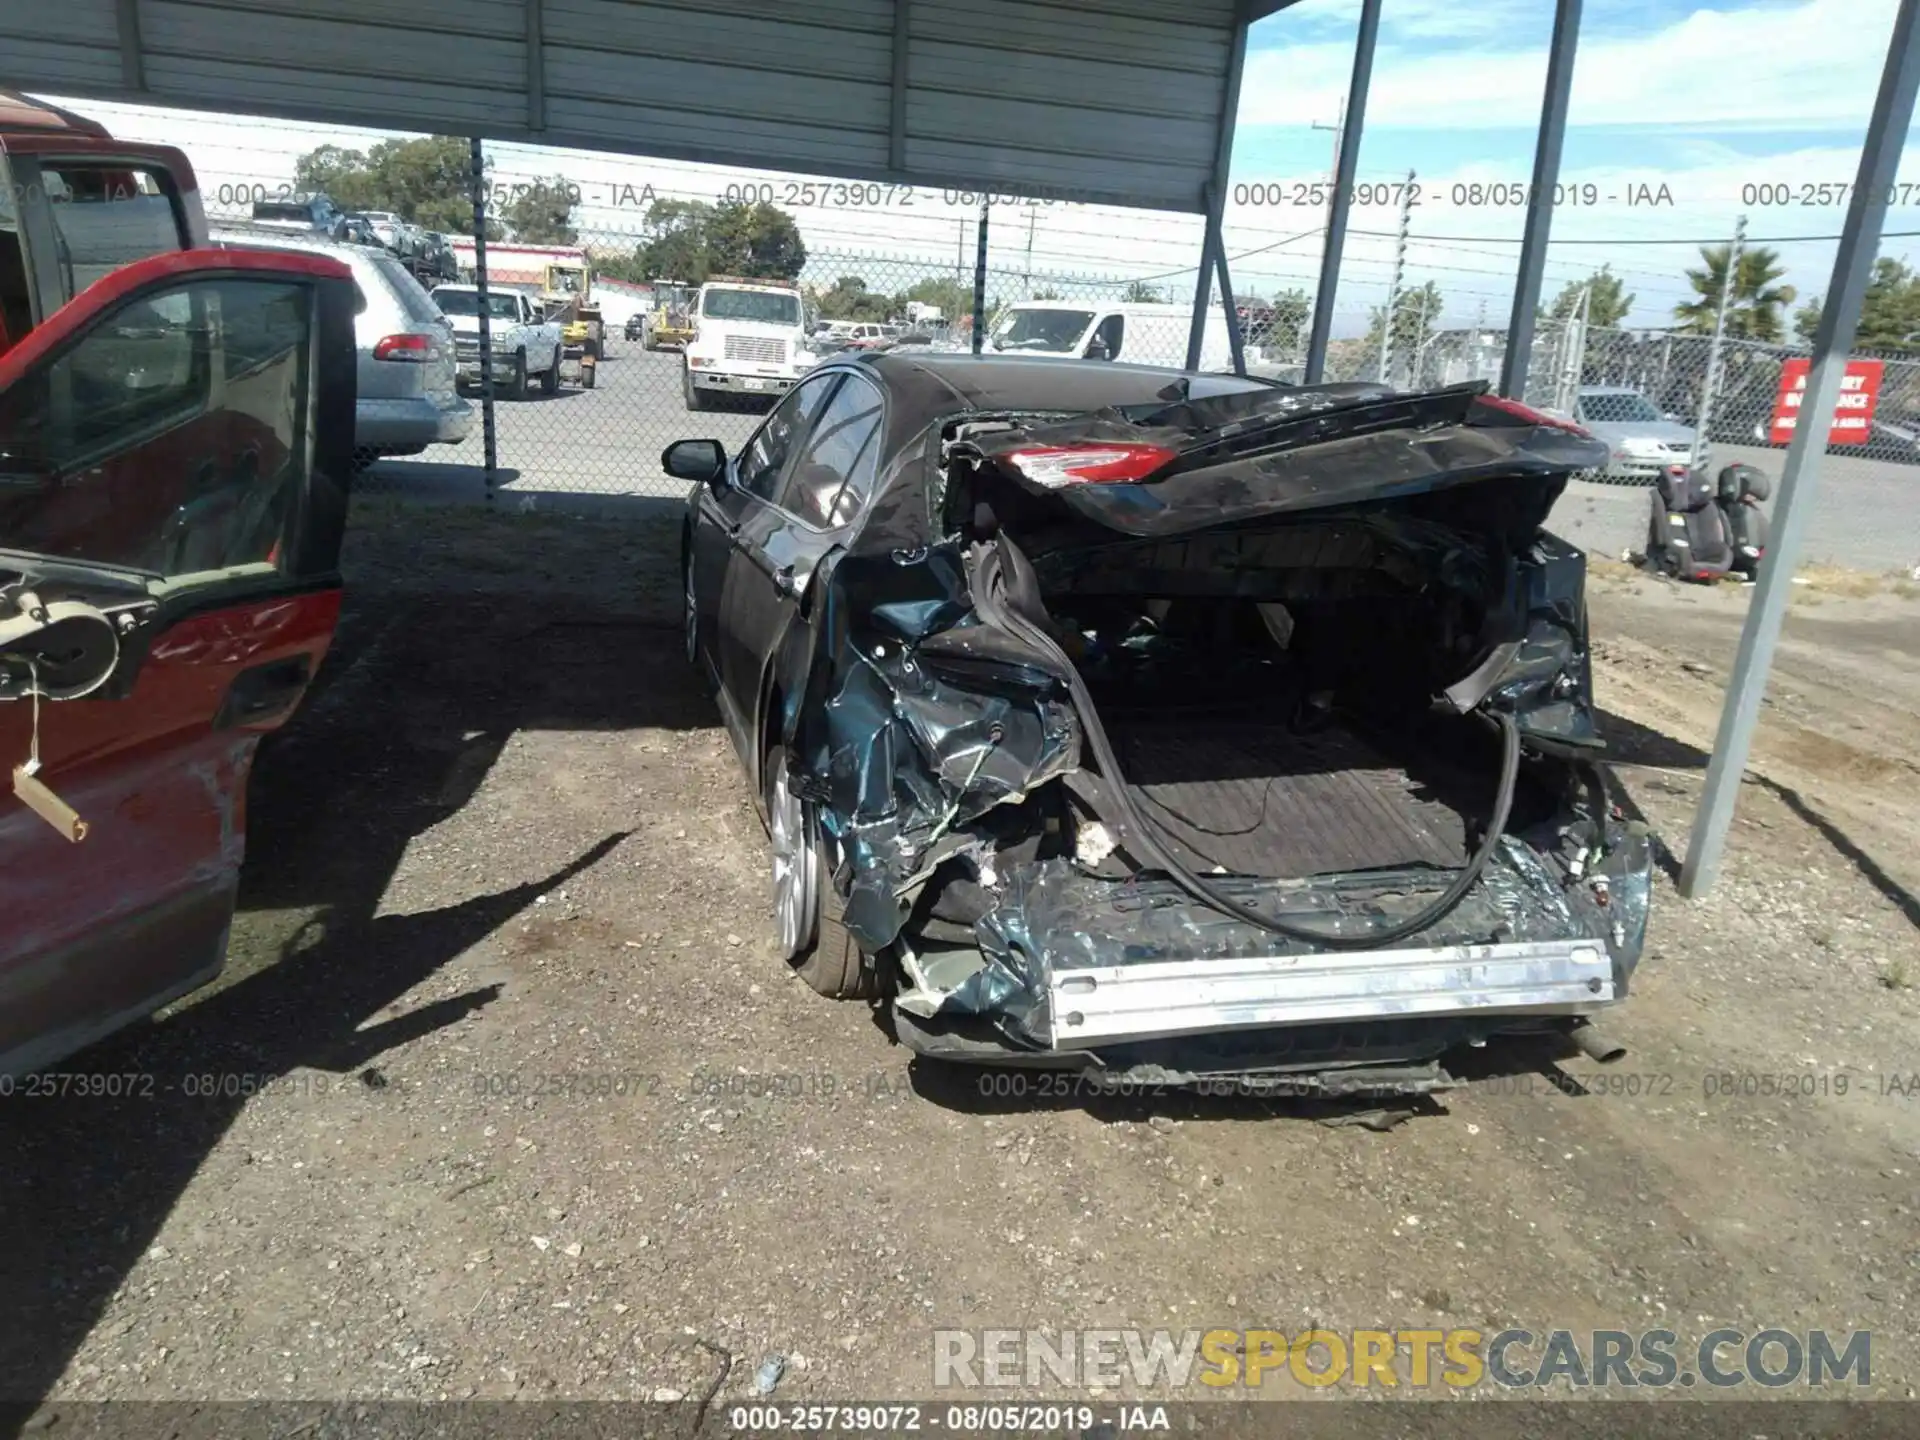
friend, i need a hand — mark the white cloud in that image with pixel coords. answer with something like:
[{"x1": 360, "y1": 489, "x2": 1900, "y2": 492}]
[{"x1": 1240, "y1": 0, "x2": 1902, "y2": 132}]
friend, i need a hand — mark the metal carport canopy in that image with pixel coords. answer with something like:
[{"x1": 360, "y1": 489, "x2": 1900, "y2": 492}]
[{"x1": 0, "y1": 0, "x2": 1297, "y2": 213}]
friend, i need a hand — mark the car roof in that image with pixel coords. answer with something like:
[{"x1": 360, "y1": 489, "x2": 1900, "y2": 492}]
[
  {"x1": 845, "y1": 350, "x2": 1284, "y2": 416},
  {"x1": 0, "y1": 90, "x2": 112, "y2": 137},
  {"x1": 1577, "y1": 385, "x2": 1646, "y2": 396}
]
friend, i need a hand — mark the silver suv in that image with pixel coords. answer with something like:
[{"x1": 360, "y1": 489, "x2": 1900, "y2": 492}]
[{"x1": 211, "y1": 225, "x2": 473, "y2": 462}]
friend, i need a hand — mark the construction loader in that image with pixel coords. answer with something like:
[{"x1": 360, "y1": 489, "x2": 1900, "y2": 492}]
[{"x1": 542, "y1": 259, "x2": 605, "y2": 388}]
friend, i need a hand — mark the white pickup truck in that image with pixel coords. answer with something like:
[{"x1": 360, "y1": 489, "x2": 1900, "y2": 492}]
[
  {"x1": 431, "y1": 284, "x2": 566, "y2": 399},
  {"x1": 683, "y1": 277, "x2": 814, "y2": 410}
]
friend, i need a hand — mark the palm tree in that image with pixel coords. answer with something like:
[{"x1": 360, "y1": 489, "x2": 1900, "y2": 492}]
[{"x1": 1672, "y1": 245, "x2": 1797, "y2": 343}]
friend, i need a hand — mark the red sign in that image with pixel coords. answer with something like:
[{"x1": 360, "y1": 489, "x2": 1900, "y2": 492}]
[{"x1": 1769, "y1": 358, "x2": 1883, "y2": 445}]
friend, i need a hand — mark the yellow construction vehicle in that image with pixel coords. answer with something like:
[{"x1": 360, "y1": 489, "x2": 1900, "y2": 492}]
[
  {"x1": 643, "y1": 279, "x2": 697, "y2": 351},
  {"x1": 541, "y1": 258, "x2": 605, "y2": 388}
]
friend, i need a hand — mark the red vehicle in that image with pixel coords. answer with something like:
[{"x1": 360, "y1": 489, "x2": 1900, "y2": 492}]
[{"x1": 0, "y1": 95, "x2": 354, "y2": 1076}]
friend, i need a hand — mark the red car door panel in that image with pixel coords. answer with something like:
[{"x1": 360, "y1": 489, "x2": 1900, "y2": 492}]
[{"x1": 0, "y1": 249, "x2": 356, "y2": 1077}]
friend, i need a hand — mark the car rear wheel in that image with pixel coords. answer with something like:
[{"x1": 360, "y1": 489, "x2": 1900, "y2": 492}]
[
  {"x1": 540, "y1": 352, "x2": 560, "y2": 394},
  {"x1": 766, "y1": 749, "x2": 877, "y2": 1000}
]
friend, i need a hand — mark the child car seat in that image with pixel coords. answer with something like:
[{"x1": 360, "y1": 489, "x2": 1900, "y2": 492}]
[
  {"x1": 1646, "y1": 468, "x2": 1734, "y2": 582},
  {"x1": 1716, "y1": 464, "x2": 1770, "y2": 579}
]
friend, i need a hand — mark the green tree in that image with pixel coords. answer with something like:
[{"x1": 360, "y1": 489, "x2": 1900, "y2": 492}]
[
  {"x1": 1032, "y1": 288, "x2": 1063, "y2": 301},
  {"x1": 1673, "y1": 244, "x2": 1796, "y2": 343},
  {"x1": 1793, "y1": 295, "x2": 1824, "y2": 345},
  {"x1": 1546, "y1": 265, "x2": 1635, "y2": 328},
  {"x1": 1243, "y1": 287, "x2": 1310, "y2": 353},
  {"x1": 633, "y1": 198, "x2": 716, "y2": 283},
  {"x1": 627, "y1": 197, "x2": 806, "y2": 283},
  {"x1": 502, "y1": 175, "x2": 579, "y2": 245},
  {"x1": 1121, "y1": 280, "x2": 1165, "y2": 303},
  {"x1": 1363, "y1": 280, "x2": 1444, "y2": 367},
  {"x1": 1793, "y1": 258, "x2": 1920, "y2": 351},
  {"x1": 294, "y1": 135, "x2": 497, "y2": 238},
  {"x1": 816, "y1": 275, "x2": 892, "y2": 321},
  {"x1": 704, "y1": 201, "x2": 807, "y2": 281},
  {"x1": 902, "y1": 276, "x2": 974, "y2": 323}
]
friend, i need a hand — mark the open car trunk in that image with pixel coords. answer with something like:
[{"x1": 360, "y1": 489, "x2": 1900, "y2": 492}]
[{"x1": 791, "y1": 382, "x2": 1654, "y2": 1092}]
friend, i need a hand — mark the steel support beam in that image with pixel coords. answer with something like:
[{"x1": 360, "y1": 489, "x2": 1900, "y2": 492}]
[
  {"x1": 890, "y1": 0, "x2": 911, "y2": 172},
  {"x1": 1303, "y1": 0, "x2": 1379, "y2": 384},
  {"x1": 1190, "y1": 0, "x2": 1251, "y2": 371},
  {"x1": 526, "y1": 0, "x2": 546, "y2": 131},
  {"x1": 1499, "y1": 0, "x2": 1582, "y2": 400},
  {"x1": 115, "y1": 0, "x2": 146, "y2": 91},
  {"x1": 1681, "y1": 0, "x2": 1920, "y2": 897},
  {"x1": 971, "y1": 199, "x2": 989, "y2": 356},
  {"x1": 469, "y1": 138, "x2": 499, "y2": 497},
  {"x1": 1215, "y1": 217, "x2": 1246, "y2": 375}
]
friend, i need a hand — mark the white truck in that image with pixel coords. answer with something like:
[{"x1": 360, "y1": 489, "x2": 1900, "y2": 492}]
[
  {"x1": 683, "y1": 276, "x2": 813, "y2": 410},
  {"x1": 431, "y1": 284, "x2": 566, "y2": 399}
]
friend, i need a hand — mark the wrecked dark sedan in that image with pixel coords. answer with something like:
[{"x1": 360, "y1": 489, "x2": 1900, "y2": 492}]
[{"x1": 666, "y1": 352, "x2": 1653, "y2": 1094}]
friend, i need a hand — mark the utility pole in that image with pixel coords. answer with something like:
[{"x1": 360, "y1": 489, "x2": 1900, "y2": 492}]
[
  {"x1": 1377, "y1": 169, "x2": 1414, "y2": 386},
  {"x1": 1312, "y1": 96, "x2": 1347, "y2": 210},
  {"x1": 1022, "y1": 202, "x2": 1038, "y2": 300},
  {"x1": 1692, "y1": 214, "x2": 1747, "y2": 472}
]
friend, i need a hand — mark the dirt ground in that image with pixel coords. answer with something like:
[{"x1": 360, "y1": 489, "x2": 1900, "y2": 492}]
[{"x1": 4, "y1": 498, "x2": 1918, "y2": 1413}]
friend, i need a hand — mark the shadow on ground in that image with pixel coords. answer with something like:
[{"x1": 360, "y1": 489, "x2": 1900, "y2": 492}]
[{"x1": 0, "y1": 506, "x2": 713, "y2": 1403}]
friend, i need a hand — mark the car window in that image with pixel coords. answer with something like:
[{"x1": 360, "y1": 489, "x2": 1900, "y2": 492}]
[
  {"x1": 1091, "y1": 314, "x2": 1125, "y2": 359},
  {"x1": 41, "y1": 163, "x2": 189, "y2": 301},
  {"x1": 372, "y1": 254, "x2": 445, "y2": 326},
  {"x1": 0, "y1": 179, "x2": 28, "y2": 353},
  {"x1": 736, "y1": 374, "x2": 838, "y2": 501},
  {"x1": 0, "y1": 277, "x2": 311, "y2": 579},
  {"x1": 774, "y1": 374, "x2": 884, "y2": 529}
]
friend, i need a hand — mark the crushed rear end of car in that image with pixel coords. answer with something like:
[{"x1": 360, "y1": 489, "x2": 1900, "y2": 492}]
[{"x1": 789, "y1": 380, "x2": 1653, "y2": 1095}]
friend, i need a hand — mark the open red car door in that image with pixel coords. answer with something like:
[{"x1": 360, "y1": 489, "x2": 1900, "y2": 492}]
[{"x1": 0, "y1": 248, "x2": 357, "y2": 1078}]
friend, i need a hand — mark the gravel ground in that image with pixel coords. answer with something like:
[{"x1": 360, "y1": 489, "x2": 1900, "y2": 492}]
[{"x1": 3, "y1": 503, "x2": 1918, "y2": 1413}]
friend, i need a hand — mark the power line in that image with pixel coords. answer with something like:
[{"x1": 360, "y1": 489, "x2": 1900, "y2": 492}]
[{"x1": 1348, "y1": 226, "x2": 1920, "y2": 246}]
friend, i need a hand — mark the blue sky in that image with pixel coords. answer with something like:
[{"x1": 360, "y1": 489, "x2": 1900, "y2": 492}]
[{"x1": 1219, "y1": 0, "x2": 1918, "y2": 326}]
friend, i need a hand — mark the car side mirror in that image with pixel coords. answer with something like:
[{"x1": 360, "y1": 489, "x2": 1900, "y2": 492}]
[
  {"x1": 1085, "y1": 337, "x2": 1111, "y2": 361},
  {"x1": 663, "y1": 438, "x2": 726, "y2": 485}
]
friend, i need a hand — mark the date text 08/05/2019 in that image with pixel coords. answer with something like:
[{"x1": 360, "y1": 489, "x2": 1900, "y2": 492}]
[{"x1": 727, "y1": 1404, "x2": 1170, "y2": 1432}]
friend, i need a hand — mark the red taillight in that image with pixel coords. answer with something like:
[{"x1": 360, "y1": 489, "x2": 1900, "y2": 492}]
[
  {"x1": 1472, "y1": 394, "x2": 1592, "y2": 436},
  {"x1": 373, "y1": 333, "x2": 439, "y2": 362},
  {"x1": 1003, "y1": 443, "x2": 1179, "y2": 488}
]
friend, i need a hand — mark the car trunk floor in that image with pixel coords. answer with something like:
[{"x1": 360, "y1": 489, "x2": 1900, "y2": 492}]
[{"x1": 1106, "y1": 717, "x2": 1477, "y2": 879}]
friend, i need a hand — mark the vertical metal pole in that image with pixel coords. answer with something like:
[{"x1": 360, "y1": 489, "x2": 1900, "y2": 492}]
[
  {"x1": 1188, "y1": 207, "x2": 1223, "y2": 371},
  {"x1": 1192, "y1": 0, "x2": 1251, "y2": 375},
  {"x1": 1691, "y1": 215, "x2": 1746, "y2": 472},
  {"x1": 1377, "y1": 170, "x2": 1414, "y2": 385},
  {"x1": 1681, "y1": 0, "x2": 1920, "y2": 897},
  {"x1": 469, "y1": 137, "x2": 497, "y2": 498},
  {"x1": 971, "y1": 198, "x2": 989, "y2": 356},
  {"x1": 1305, "y1": 0, "x2": 1380, "y2": 384},
  {"x1": 1208, "y1": 191, "x2": 1245, "y2": 376},
  {"x1": 1499, "y1": 0, "x2": 1582, "y2": 399}
]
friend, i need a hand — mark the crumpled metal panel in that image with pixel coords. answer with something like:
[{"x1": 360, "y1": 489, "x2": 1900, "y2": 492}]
[
  {"x1": 963, "y1": 385, "x2": 1611, "y2": 540},
  {"x1": 941, "y1": 821, "x2": 1651, "y2": 1051},
  {"x1": 795, "y1": 545, "x2": 1078, "y2": 953}
]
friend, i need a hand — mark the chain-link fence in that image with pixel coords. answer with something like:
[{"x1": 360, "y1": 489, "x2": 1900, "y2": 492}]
[{"x1": 192, "y1": 159, "x2": 1919, "y2": 577}]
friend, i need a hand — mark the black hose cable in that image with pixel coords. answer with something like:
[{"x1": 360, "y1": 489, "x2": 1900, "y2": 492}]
[{"x1": 976, "y1": 539, "x2": 1523, "y2": 951}]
